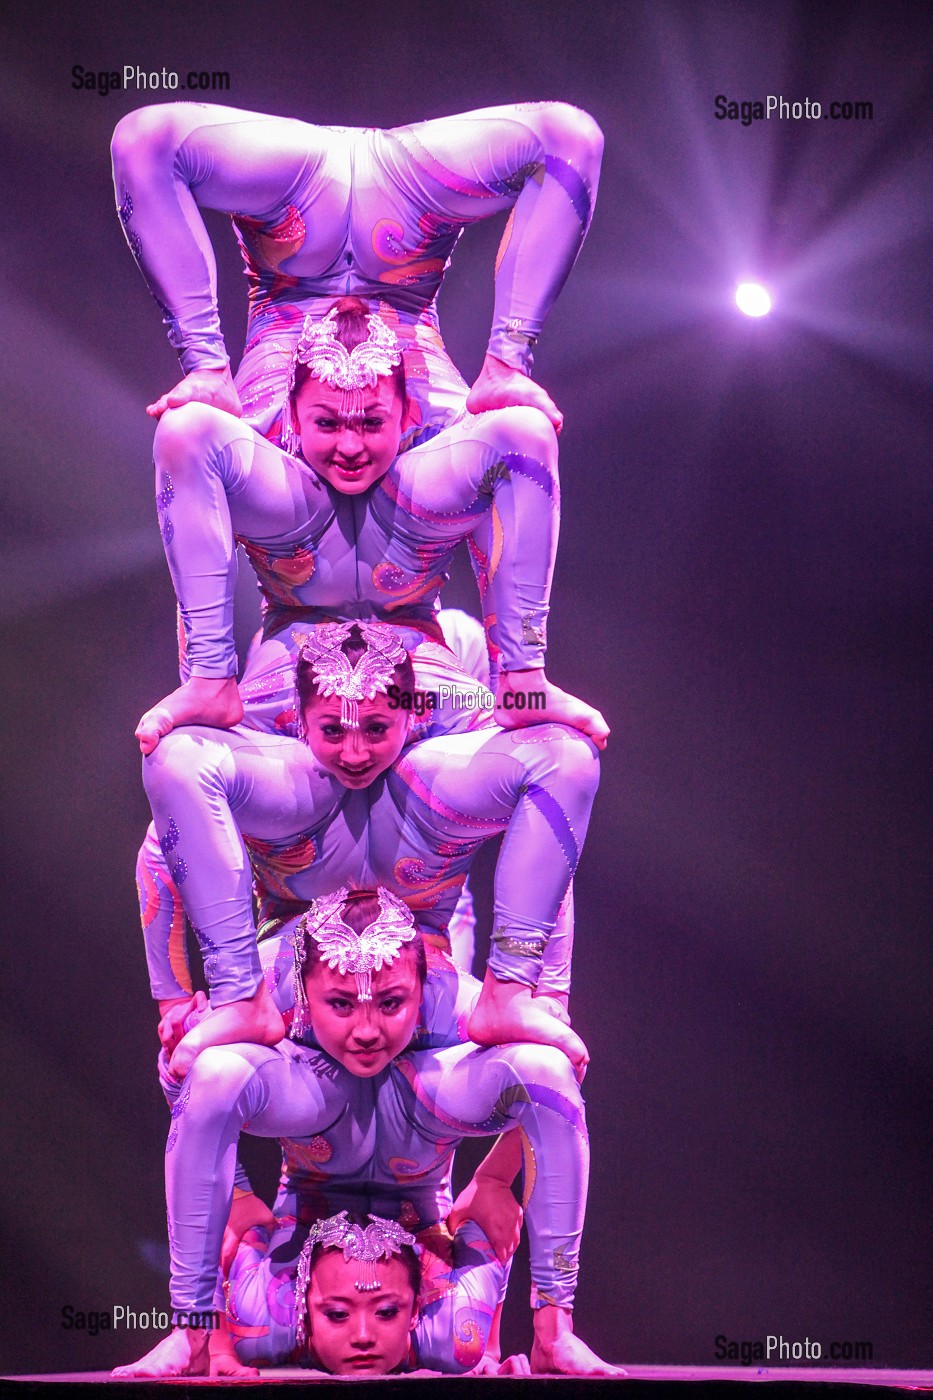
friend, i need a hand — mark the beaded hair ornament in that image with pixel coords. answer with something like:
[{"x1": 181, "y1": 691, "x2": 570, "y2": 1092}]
[
  {"x1": 295, "y1": 620, "x2": 408, "y2": 734},
  {"x1": 290, "y1": 885, "x2": 418, "y2": 1031},
  {"x1": 281, "y1": 304, "x2": 403, "y2": 455},
  {"x1": 295, "y1": 1212, "x2": 418, "y2": 1345}
]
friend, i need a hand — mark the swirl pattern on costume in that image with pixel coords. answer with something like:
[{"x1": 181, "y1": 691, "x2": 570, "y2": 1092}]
[{"x1": 112, "y1": 101, "x2": 603, "y2": 438}]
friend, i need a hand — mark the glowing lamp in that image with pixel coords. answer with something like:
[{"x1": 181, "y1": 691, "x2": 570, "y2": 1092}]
[{"x1": 735, "y1": 282, "x2": 772, "y2": 317}]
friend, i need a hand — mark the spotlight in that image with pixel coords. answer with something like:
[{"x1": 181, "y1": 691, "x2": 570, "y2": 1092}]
[{"x1": 735, "y1": 282, "x2": 772, "y2": 317}]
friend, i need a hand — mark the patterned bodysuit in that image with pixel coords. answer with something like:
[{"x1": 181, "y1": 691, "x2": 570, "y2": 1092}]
[
  {"x1": 111, "y1": 101, "x2": 603, "y2": 443},
  {"x1": 127, "y1": 107, "x2": 595, "y2": 1024},
  {"x1": 140, "y1": 713, "x2": 598, "y2": 1004},
  {"x1": 138, "y1": 386, "x2": 587, "y2": 1007},
  {"x1": 151, "y1": 397, "x2": 559, "y2": 688},
  {"x1": 162, "y1": 947, "x2": 589, "y2": 1366},
  {"x1": 219, "y1": 940, "x2": 508, "y2": 1371}
]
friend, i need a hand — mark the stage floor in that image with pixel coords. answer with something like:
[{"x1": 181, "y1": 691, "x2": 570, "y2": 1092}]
[{"x1": 3, "y1": 1365, "x2": 932, "y2": 1396}]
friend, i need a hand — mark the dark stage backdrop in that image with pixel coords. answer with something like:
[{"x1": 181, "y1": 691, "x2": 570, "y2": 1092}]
[{"x1": 0, "y1": 0, "x2": 930, "y2": 1375}]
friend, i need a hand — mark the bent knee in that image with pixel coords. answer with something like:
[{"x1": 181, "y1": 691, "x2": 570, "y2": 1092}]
[
  {"x1": 484, "y1": 405, "x2": 558, "y2": 466},
  {"x1": 111, "y1": 105, "x2": 182, "y2": 172},
  {"x1": 184, "y1": 1045, "x2": 256, "y2": 1108},
  {"x1": 540, "y1": 103, "x2": 604, "y2": 175},
  {"x1": 143, "y1": 728, "x2": 225, "y2": 801},
  {"x1": 554, "y1": 728, "x2": 601, "y2": 796},
  {"x1": 154, "y1": 401, "x2": 235, "y2": 472},
  {"x1": 523, "y1": 725, "x2": 601, "y2": 798},
  {"x1": 502, "y1": 1040, "x2": 580, "y2": 1095}
]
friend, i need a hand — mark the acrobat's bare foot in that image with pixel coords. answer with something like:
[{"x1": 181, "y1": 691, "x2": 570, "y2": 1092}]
[
  {"x1": 531, "y1": 1307, "x2": 626, "y2": 1377},
  {"x1": 111, "y1": 1327, "x2": 210, "y2": 1378},
  {"x1": 147, "y1": 365, "x2": 243, "y2": 420},
  {"x1": 496, "y1": 671, "x2": 609, "y2": 751},
  {"x1": 467, "y1": 354, "x2": 563, "y2": 434},
  {"x1": 468, "y1": 972, "x2": 589, "y2": 1081},
  {"x1": 136, "y1": 677, "x2": 244, "y2": 755},
  {"x1": 168, "y1": 983, "x2": 285, "y2": 1080},
  {"x1": 532, "y1": 993, "x2": 571, "y2": 1026}
]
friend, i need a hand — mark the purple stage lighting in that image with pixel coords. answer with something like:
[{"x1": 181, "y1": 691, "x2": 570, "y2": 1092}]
[{"x1": 735, "y1": 282, "x2": 772, "y2": 317}]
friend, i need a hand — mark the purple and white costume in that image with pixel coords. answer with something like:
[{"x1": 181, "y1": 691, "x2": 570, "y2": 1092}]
[
  {"x1": 137, "y1": 398, "x2": 589, "y2": 1007},
  {"x1": 151, "y1": 396, "x2": 558, "y2": 691},
  {"x1": 215, "y1": 941, "x2": 507, "y2": 1371},
  {"x1": 111, "y1": 102, "x2": 603, "y2": 443},
  {"x1": 139, "y1": 712, "x2": 598, "y2": 1004},
  {"x1": 161, "y1": 954, "x2": 589, "y2": 1368}
]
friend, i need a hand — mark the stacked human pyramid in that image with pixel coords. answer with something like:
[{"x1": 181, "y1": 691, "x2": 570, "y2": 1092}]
[{"x1": 109, "y1": 98, "x2": 622, "y2": 1378}]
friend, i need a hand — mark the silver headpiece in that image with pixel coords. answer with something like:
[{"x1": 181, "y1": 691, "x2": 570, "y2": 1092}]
[
  {"x1": 290, "y1": 885, "x2": 418, "y2": 1032},
  {"x1": 282, "y1": 305, "x2": 402, "y2": 455},
  {"x1": 295, "y1": 1211, "x2": 417, "y2": 1347},
  {"x1": 295, "y1": 621, "x2": 407, "y2": 733}
]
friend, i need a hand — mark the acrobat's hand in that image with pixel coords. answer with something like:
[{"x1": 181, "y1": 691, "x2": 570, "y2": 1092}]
[
  {"x1": 448, "y1": 1175, "x2": 523, "y2": 1265},
  {"x1": 210, "y1": 1351, "x2": 259, "y2": 1379},
  {"x1": 496, "y1": 1354, "x2": 532, "y2": 1375},
  {"x1": 147, "y1": 366, "x2": 243, "y2": 420},
  {"x1": 208, "y1": 1317, "x2": 260, "y2": 1379},
  {"x1": 467, "y1": 354, "x2": 563, "y2": 434},
  {"x1": 158, "y1": 991, "x2": 208, "y2": 1054},
  {"x1": 220, "y1": 1192, "x2": 276, "y2": 1275},
  {"x1": 496, "y1": 670, "x2": 610, "y2": 752}
]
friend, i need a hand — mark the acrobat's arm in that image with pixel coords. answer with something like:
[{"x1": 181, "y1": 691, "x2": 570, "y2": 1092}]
[
  {"x1": 111, "y1": 103, "x2": 330, "y2": 415},
  {"x1": 399, "y1": 102, "x2": 603, "y2": 375}
]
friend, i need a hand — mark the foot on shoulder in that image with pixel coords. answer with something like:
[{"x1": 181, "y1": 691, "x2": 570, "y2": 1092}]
[
  {"x1": 466, "y1": 354, "x2": 563, "y2": 434},
  {"x1": 168, "y1": 984, "x2": 285, "y2": 1080},
  {"x1": 136, "y1": 677, "x2": 244, "y2": 755},
  {"x1": 468, "y1": 974, "x2": 589, "y2": 1081},
  {"x1": 496, "y1": 672, "x2": 609, "y2": 751}
]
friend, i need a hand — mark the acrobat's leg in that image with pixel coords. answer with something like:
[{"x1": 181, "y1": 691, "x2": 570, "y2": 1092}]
[
  {"x1": 400, "y1": 1042, "x2": 623, "y2": 1376},
  {"x1": 114, "y1": 1040, "x2": 356, "y2": 1378},
  {"x1": 138, "y1": 402, "x2": 328, "y2": 752},
  {"x1": 141, "y1": 723, "x2": 338, "y2": 1070}
]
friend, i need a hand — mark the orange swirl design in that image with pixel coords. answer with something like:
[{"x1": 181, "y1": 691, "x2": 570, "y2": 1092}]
[
  {"x1": 137, "y1": 862, "x2": 192, "y2": 995},
  {"x1": 239, "y1": 539, "x2": 316, "y2": 607},
  {"x1": 233, "y1": 204, "x2": 306, "y2": 272},
  {"x1": 244, "y1": 833, "x2": 318, "y2": 903}
]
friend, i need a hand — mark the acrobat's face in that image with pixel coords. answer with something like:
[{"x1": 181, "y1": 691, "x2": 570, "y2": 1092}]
[
  {"x1": 292, "y1": 376, "x2": 409, "y2": 494},
  {"x1": 302, "y1": 953, "x2": 422, "y2": 1078},
  {"x1": 306, "y1": 1250, "x2": 418, "y2": 1374},
  {"x1": 302, "y1": 692, "x2": 410, "y2": 788}
]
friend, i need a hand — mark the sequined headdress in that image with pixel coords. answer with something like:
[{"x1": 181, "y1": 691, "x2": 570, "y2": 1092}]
[
  {"x1": 291, "y1": 885, "x2": 418, "y2": 1032},
  {"x1": 282, "y1": 304, "x2": 403, "y2": 455},
  {"x1": 295, "y1": 1211, "x2": 417, "y2": 1346},
  {"x1": 295, "y1": 620, "x2": 408, "y2": 734}
]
